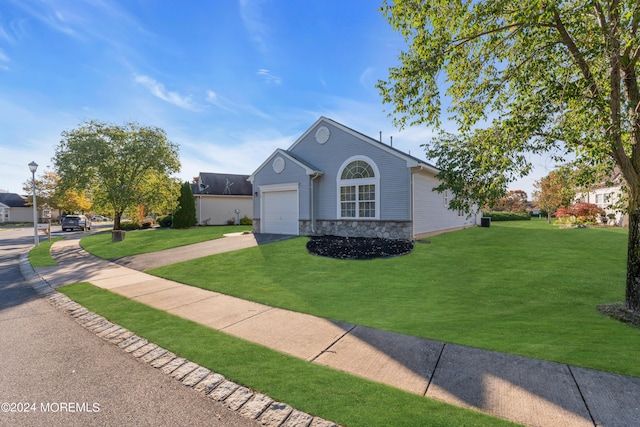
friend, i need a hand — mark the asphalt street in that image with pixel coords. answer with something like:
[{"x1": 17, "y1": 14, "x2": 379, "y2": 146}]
[{"x1": 0, "y1": 227, "x2": 259, "y2": 427}]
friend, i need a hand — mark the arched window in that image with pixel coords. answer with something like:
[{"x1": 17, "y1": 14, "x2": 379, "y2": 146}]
[
  {"x1": 341, "y1": 160, "x2": 374, "y2": 180},
  {"x1": 337, "y1": 156, "x2": 379, "y2": 219}
]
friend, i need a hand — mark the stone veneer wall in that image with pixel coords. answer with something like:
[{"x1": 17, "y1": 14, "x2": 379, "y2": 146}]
[
  {"x1": 252, "y1": 218, "x2": 412, "y2": 240},
  {"x1": 252, "y1": 219, "x2": 261, "y2": 235},
  {"x1": 300, "y1": 219, "x2": 412, "y2": 240}
]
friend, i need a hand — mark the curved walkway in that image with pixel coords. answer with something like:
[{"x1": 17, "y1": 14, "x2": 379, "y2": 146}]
[{"x1": 28, "y1": 234, "x2": 640, "y2": 427}]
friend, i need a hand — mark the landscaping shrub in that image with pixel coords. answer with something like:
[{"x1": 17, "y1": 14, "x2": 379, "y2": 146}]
[
  {"x1": 157, "y1": 215, "x2": 173, "y2": 228},
  {"x1": 483, "y1": 211, "x2": 531, "y2": 221},
  {"x1": 120, "y1": 220, "x2": 141, "y2": 231},
  {"x1": 555, "y1": 202, "x2": 603, "y2": 225},
  {"x1": 172, "y1": 182, "x2": 197, "y2": 229},
  {"x1": 240, "y1": 215, "x2": 253, "y2": 226}
]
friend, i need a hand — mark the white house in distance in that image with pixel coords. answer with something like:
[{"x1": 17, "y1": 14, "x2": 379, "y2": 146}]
[
  {"x1": 575, "y1": 168, "x2": 627, "y2": 227},
  {"x1": 191, "y1": 173, "x2": 253, "y2": 225},
  {"x1": 248, "y1": 116, "x2": 478, "y2": 240}
]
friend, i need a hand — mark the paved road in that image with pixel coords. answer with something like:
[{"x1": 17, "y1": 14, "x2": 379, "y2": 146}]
[{"x1": 0, "y1": 227, "x2": 259, "y2": 427}]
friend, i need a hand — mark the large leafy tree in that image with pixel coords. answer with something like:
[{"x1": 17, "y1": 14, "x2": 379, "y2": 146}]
[
  {"x1": 492, "y1": 189, "x2": 529, "y2": 212},
  {"x1": 533, "y1": 169, "x2": 576, "y2": 223},
  {"x1": 22, "y1": 170, "x2": 92, "y2": 215},
  {"x1": 53, "y1": 120, "x2": 181, "y2": 230},
  {"x1": 22, "y1": 170, "x2": 59, "y2": 210},
  {"x1": 377, "y1": 1, "x2": 640, "y2": 310}
]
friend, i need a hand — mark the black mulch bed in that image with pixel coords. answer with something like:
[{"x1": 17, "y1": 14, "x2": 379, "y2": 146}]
[
  {"x1": 598, "y1": 302, "x2": 640, "y2": 328},
  {"x1": 306, "y1": 235, "x2": 414, "y2": 260}
]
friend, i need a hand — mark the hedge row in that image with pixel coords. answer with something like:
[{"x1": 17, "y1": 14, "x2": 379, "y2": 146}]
[{"x1": 483, "y1": 211, "x2": 531, "y2": 221}]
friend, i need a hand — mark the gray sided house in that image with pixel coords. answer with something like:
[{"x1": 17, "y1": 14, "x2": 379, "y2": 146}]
[
  {"x1": 248, "y1": 117, "x2": 478, "y2": 240},
  {"x1": 191, "y1": 173, "x2": 253, "y2": 225},
  {"x1": 0, "y1": 192, "x2": 34, "y2": 223}
]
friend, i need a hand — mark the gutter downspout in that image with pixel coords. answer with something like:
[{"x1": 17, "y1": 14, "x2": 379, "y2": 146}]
[
  {"x1": 410, "y1": 165, "x2": 427, "y2": 240},
  {"x1": 310, "y1": 172, "x2": 321, "y2": 234},
  {"x1": 197, "y1": 195, "x2": 201, "y2": 226}
]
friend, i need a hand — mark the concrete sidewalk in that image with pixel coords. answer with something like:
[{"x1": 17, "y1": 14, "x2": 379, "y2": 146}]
[{"x1": 34, "y1": 235, "x2": 640, "y2": 427}]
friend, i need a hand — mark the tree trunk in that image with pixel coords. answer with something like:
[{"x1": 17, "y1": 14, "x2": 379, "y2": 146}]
[
  {"x1": 626, "y1": 193, "x2": 640, "y2": 312},
  {"x1": 113, "y1": 212, "x2": 123, "y2": 231}
]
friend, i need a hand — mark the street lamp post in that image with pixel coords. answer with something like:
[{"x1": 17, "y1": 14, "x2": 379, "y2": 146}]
[{"x1": 28, "y1": 161, "x2": 38, "y2": 247}]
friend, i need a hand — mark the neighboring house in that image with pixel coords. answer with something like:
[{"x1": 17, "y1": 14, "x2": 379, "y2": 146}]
[
  {"x1": 0, "y1": 192, "x2": 61, "y2": 223},
  {"x1": 191, "y1": 173, "x2": 253, "y2": 225},
  {"x1": 248, "y1": 116, "x2": 478, "y2": 239},
  {"x1": 0, "y1": 192, "x2": 35, "y2": 223},
  {"x1": 575, "y1": 168, "x2": 627, "y2": 226}
]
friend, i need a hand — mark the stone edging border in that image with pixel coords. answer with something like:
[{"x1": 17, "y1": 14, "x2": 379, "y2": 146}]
[{"x1": 19, "y1": 252, "x2": 340, "y2": 427}]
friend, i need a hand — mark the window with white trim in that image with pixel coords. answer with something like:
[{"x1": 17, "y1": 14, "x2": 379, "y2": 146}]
[{"x1": 338, "y1": 158, "x2": 379, "y2": 219}]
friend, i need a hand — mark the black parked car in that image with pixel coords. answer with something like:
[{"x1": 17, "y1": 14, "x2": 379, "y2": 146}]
[{"x1": 61, "y1": 215, "x2": 92, "y2": 232}]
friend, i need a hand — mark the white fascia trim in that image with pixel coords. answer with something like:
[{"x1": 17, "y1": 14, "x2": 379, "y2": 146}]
[
  {"x1": 249, "y1": 149, "x2": 322, "y2": 182},
  {"x1": 259, "y1": 182, "x2": 300, "y2": 193}
]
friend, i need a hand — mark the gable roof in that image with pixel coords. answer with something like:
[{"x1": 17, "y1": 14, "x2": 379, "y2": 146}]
[
  {"x1": 248, "y1": 148, "x2": 323, "y2": 182},
  {"x1": 192, "y1": 173, "x2": 253, "y2": 196},
  {"x1": 0, "y1": 193, "x2": 29, "y2": 208},
  {"x1": 288, "y1": 116, "x2": 440, "y2": 173}
]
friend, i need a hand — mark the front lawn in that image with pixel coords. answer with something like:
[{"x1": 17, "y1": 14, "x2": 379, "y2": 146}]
[
  {"x1": 148, "y1": 221, "x2": 640, "y2": 377},
  {"x1": 59, "y1": 282, "x2": 515, "y2": 427},
  {"x1": 29, "y1": 237, "x2": 64, "y2": 267},
  {"x1": 80, "y1": 225, "x2": 250, "y2": 259}
]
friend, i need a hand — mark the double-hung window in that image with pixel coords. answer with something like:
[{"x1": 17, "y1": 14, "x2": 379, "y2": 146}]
[{"x1": 338, "y1": 157, "x2": 379, "y2": 219}]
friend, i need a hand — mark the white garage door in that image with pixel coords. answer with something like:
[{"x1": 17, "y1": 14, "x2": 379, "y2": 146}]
[{"x1": 263, "y1": 190, "x2": 299, "y2": 235}]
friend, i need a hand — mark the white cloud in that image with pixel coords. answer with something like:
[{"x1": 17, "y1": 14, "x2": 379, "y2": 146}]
[
  {"x1": 0, "y1": 48, "x2": 9, "y2": 70},
  {"x1": 0, "y1": 25, "x2": 12, "y2": 43},
  {"x1": 205, "y1": 90, "x2": 218, "y2": 103},
  {"x1": 205, "y1": 89, "x2": 237, "y2": 113},
  {"x1": 257, "y1": 68, "x2": 281, "y2": 85},
  {"x1": 177, "y1": 132, "x2": 292, "y2": 179},
  {"x1": 205, "y1": 88, "x2": 272, "y2": 120},
  {"x1": 359, "y1": 66, "x2": 375, "y2": 89},
  {"x1": 134, "y1": 74, "x2": 198, "y2": 111},
  {"x1": 238, "y1": 0, "x2": 269, "y2": 54},
  {"x1": 7, "y1": 0, "x2": 80, "y2": 39}
]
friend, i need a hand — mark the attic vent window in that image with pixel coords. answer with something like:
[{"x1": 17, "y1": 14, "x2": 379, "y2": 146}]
[
  {"x1": 315, "y1": 126, "x2": 330, "y2": 144},
  {"x1": 272, "y1": 156, "x2": 285, "y2": 173}
]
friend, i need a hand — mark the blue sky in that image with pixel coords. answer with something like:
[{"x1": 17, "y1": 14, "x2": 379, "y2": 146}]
[{"x1": 0, "y1": 0, "x2": 553, "y2": 197}]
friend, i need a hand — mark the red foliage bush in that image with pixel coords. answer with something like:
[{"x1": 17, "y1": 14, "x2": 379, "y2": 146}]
[{"x1": 555, "y1": 202, "x2": 604, "y2": 223}]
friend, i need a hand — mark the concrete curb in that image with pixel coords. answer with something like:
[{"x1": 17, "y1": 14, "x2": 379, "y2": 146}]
[{"x1": 19, "y1": 251, "x2": 340, "y2": 427}]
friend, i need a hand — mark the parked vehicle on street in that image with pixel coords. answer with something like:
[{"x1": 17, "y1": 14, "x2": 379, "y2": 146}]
[
  {"x1": 61, "y1": 215, "x2": 92, "y2": 232},
  {"x1": 91, "y1": 215, "x2": 110, "y2": 222}
]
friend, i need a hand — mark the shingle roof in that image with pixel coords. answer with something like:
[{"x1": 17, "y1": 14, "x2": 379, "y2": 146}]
[
  {"x1": 0, "y1": 193, "x2": 29, "y2": 207},
  {"x1": 192, "y1": 173, "x2": 252, "y2": 196}
]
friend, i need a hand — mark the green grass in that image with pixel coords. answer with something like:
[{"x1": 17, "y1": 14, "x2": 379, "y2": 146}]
[
  {"x1": 79, "y1": 225, "x2": 251, "y2": 258},
  {"x1": 58, "y1": 282, "x2": 516, "y2": 427},
  {"x1": 147, "y1": 220, "x2": 640, "y2": 377},
  {"x1": 28, "y1": 237, "x2": 64, "y2": 267}
]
